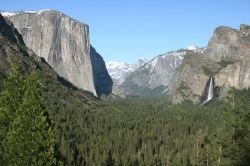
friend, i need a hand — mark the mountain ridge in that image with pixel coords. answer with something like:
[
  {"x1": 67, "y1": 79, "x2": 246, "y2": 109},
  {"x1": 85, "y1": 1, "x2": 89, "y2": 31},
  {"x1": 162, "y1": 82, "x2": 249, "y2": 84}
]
[
  {"x1": 110, "y1": 24, "x2": 250, "y2": 103},
  {"x1": 119, "y1": 47, "x2": 205, "y2": 97}
]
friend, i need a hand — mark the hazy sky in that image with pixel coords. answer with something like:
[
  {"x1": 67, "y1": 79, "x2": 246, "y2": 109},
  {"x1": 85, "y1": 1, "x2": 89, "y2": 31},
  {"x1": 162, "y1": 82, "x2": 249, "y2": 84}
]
[{"x1": 1, "y1": 0, "x2": 250, "y2": 63}]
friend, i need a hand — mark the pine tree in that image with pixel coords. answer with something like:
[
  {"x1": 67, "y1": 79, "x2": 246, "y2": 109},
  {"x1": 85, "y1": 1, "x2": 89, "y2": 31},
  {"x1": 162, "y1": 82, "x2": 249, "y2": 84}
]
[
  {"x1": 221, "y1": 87, "x2": 247, "y2": 165},
  {"x1": 3, "y1": 70, "x2": 56, "y2": 165},
  {"x1": 0, "y1": 63, "x2": 24, "y2": 162}
]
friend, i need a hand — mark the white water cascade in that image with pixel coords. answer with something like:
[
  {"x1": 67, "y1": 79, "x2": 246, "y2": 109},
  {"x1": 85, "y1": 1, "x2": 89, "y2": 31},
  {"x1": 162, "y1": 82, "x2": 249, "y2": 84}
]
[{"x1": 202, "y1": 77, "x2": 214, "y2": 105}]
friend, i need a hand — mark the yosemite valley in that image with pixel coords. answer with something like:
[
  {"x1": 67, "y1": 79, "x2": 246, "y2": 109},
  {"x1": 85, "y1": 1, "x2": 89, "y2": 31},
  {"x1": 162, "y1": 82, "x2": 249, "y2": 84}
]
[{"x1": 0, "y1": 6, "x2": 250, "y2": 166}]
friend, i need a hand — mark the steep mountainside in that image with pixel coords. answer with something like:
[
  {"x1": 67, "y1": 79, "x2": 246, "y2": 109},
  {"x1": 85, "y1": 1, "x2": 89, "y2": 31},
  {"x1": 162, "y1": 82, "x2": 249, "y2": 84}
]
[
  {"x1": 121, "y1": 47, "x2": 205, "y2": 96},
  {"x1": 0, "y1": 13, "x2": 100, "y2": 164},
  {"x1": 2, "y1": 10, "x2": 112, "y2": 96},
  {"x1": 90, "y1": 46, "x2": 113, "y2": 96},
  {"x1": 170, "y1": 24, "x2": 250, "y2": 103}
]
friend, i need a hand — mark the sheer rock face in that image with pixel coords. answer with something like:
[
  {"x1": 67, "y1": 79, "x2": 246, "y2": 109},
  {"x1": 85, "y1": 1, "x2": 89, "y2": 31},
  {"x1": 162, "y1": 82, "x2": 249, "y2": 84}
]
[
  {"x1": 169, "y1": 52, "x2": 212, "y2": 103},
  {"x1": 207, "y1": 25, "x2": 250, "y2": 61},
  {"x1": 90, "y1": 46, "x2": 113, "y2": 96},
  {"x1": 170, "y1": 24, "x2": 250, "y2": 103},
  {"x1": 206, "y1": 25, "x2": 250, "y2": 97},
  {"x1": 215, "y1": 56, "x2": 250, "y2": 97},
  {"x1": 2, "y1": 10, "x2": 98, "y2": 95}
]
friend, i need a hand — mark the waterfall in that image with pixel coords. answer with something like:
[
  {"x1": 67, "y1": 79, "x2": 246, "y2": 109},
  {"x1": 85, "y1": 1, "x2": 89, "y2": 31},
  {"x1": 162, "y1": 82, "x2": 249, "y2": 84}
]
[
  {"x1": 207, "y1": 77, "x2": 214, "y2": 101},
  {"x1": 202, "y1": 77, "x2": 214, "y2": 105}
]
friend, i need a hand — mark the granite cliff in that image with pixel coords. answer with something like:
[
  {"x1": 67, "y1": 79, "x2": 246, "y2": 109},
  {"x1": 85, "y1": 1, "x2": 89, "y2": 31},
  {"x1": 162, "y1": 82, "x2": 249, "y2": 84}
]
[
  {"x1": 90, "y1": 46, "x2": 113, "y2": 96},
  {"x1": 2, "y1": 10, "x2": 112, "y2": 96},
  {"x1": 170, "y1": 24, "x2": 250, "y2": 103}
]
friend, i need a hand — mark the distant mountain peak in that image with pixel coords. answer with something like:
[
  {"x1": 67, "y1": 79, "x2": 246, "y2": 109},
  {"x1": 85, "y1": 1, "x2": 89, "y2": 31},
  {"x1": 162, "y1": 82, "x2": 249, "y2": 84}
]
[
  {"x1": 186, "y1": 45, "x2": 199, "y2": 50},
  {"x1": 106, "y1": 59, "x2": 148, "y2": 85}
]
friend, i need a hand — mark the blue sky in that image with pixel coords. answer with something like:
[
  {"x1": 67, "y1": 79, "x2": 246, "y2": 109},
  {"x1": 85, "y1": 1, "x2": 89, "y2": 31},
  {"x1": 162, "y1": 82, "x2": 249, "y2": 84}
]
[{"x1": 1, "y1": 0, "x2": 250, "y2": 64}]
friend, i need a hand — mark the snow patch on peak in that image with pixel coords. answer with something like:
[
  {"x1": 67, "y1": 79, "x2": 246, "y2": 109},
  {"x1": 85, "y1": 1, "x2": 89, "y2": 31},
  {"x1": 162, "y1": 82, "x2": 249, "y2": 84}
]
[
  {"x1": 107, "y1": 59, "x2": 148, "y2": 85},
  {"x1": 151, "y1": 58, "x2": 158, "y2": 68},
  {"x1": 1, "y1": 9, "x2": 52, "y2": 17},
  {"x1": 1, "y1": 12, "x2": 17, "y2": 17},
  {"x1": 106, "y1": 61, "x2": 127, "y2": 69},
  {"x1": 185, "y1": 45, "x2": 207, "y2": 53},
  {"x1": 186, "y1": 45, "x2": 198, "y2": 50}
]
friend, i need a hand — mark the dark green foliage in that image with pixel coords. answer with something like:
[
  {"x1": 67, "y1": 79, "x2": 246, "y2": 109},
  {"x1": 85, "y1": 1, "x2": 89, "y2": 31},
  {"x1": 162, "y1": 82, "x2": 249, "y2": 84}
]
[
  {"x1": 3, "y1": 71, "x2": 56, "y2": 165},
  {"x1": 0, "y1": 64, "x2": 249, "y2": 166},
  {"x1": 222, "y1": 88, "x2": 250, "y2": 165},
  {"x1": 0, "y1": 63, "x2": 24, "y2": 163},
  {"x1": 55, "y1": 89, "x2": 250, "y2": 165},
  {"x1": 56, "y1": 97, "x2": 221, "y2": 165},
  {"x1": 104, "y1": 150, "x2": 115, "y2": 166},
  {"x1": 201, "y1": 88, "x2": 250, "y2": 166},
  {"x1": 0, "y1": 68, "x2": 57, "y2": 165}
]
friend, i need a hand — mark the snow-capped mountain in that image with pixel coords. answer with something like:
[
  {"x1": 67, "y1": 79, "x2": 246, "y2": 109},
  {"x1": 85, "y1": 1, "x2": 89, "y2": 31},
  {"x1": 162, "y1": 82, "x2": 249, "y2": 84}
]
[
  {"x1": 121, "y1": 46, "x2": 205, "y2": 96},
  {"x1": 106, "y1": 59, "x2": 148, "y2": 85},
  {"x1": 107, "y1": 45, "x2": 205, "y2": 96}
]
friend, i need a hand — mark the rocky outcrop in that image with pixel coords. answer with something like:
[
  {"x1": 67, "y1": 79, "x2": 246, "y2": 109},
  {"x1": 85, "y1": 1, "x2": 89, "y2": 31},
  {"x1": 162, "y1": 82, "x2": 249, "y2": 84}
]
[
  {"x1": 169, "y1": 51, "x2": 210, "y2": 103},
  {"x1": 170, "y1": 24, "x2": 250, "y2": 103},
  {"x1": 2, "y1": 10, "x2": 111, "y2": 96},
  {"x1": 111, "y1": 84, "x2": 127, "y2": 98},
  {"x1": 215, "y1": 56, "x2": 250, "y2": 97},
  {"x1": 206, "y1": 24, "x2": 250, "y2": 62}
]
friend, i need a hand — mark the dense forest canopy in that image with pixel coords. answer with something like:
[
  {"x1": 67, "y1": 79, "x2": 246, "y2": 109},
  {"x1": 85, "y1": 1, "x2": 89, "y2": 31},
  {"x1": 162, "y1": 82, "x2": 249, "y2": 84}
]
[{"x1": 0, "y1": 64, "x2": 250, "y2": 165}]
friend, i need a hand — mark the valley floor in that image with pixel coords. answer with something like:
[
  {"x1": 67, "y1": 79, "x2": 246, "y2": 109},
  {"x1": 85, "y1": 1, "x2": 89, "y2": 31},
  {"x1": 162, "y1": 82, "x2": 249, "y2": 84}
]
[{"x1": 57, "y1": 90, "x2": 250, "y2": 165}]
